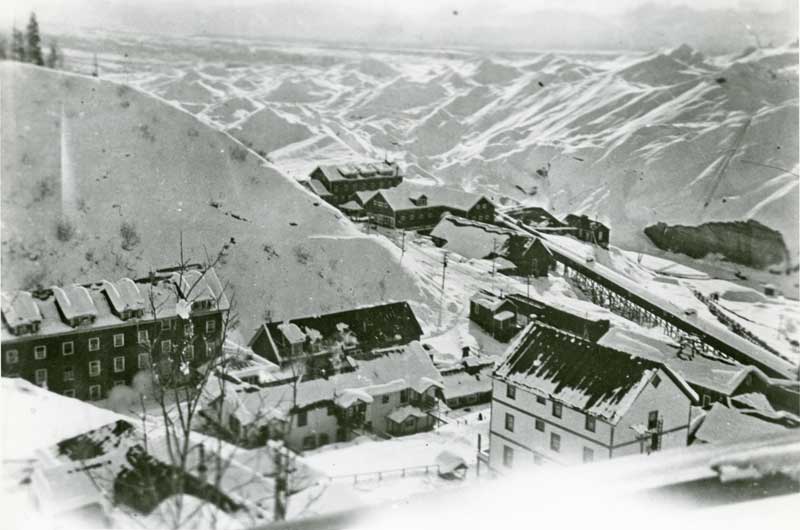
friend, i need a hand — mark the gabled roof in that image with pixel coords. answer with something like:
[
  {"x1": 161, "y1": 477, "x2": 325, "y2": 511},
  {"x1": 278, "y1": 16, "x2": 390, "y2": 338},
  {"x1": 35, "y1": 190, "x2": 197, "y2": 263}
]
[
  {"x1": 312, "y1": 161, "x2": 400, "y2": 182},
  {"x1": 53, "y1": 285, "x2": 98, "y2": 321},
  {"x1": 430, "y1": 215, "x2": 513, "y2": 259},
  {"x1": 470, "y1": 290, "x2": 512, "y2": 313},
  {"x1": 597, "y1": 326, "x2": 761, "y2": 396},
  {"x1": 441, "y1": 367, "x2": 493, "y2": 401},
  {"x1": 374, "y1": 185, "x2": 489, "y2": 213},
  {"x1": 249, "y1": 301, "x2": 424, "y2": 360},
  {"x1": 495, "y1": 323, "x2": 696, "y2": 423},
  {"x1": 387, "y1": 405, "x2": 428, "y2": 423},
  {"x1": 235, "y1": 341, "x2": 443, "y2": 420},
  {"x1": 102, "y1": 278, "x2": 145, "y2": 315},
  {"x1": 694, "y1": 403, "x2": 792, "y2": 444},
  {"x1": 307, "y1": 179, "x2": 332, "y2": 197},
  {"x1": 1, "y1": 291, "x2": 42, "y2": 328}
]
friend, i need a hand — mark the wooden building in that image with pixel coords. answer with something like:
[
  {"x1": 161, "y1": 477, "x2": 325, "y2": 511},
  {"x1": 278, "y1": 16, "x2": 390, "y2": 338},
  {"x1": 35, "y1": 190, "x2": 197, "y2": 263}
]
[
  {"x1": 489, "y1": 322, "x2": 698, "y2": 470},
  {"x1": 469, "y1": 291, "x2": 519, "y2": 341},
  {"x1": 248, "y1": 301, "x2": 424, "y2": 372},
  {"x1": 363, "y1": 186, "x2": 495, "y2": 231},
  {"x1": 440, "y1": 356, "x2": 495, "y2": 409},
  {"x1": 203, "y1": 341, "x2": 443, "y2": 452},
  {"x1": 307, "y1": 162, "x2": 403, "y2": 206},
  {"x1": 564, "y1": 214, "x2": 610, "y2": 248},
  {"x1": 1, "y1": 267, "x2": 229, "y2": 402}
]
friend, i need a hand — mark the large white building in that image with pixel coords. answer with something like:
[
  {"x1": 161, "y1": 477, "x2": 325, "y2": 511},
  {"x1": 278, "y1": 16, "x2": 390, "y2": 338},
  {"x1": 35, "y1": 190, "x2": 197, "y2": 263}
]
[{"x1": 488, "y1": 323, "x2": 698, "y2": 470}]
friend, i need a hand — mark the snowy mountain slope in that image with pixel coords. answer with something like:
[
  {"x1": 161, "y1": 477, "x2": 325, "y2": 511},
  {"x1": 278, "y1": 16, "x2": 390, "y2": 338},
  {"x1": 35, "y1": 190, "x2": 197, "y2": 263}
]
[
  {"x1": 74, "y1": 36, "x2": 797, "y2": 268},
  {"x1": 0, "y1": 62, "x2": 428, "y2": 335}
]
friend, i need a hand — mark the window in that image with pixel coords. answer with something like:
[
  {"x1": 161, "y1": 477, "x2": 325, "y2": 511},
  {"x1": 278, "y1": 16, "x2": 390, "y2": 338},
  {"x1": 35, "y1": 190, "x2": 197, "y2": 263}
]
[
  {"x1": 648, "y1": 411, "x2": 659, "y2": 430},
  {"x1": 114, "y1": 356, "x2": 125, "y2": 373},
  {"x1": 583, "y1": 447, "x2": 594, "y2": 463},
  {"x1": 505, "y1": 413, "x2": 515, "y2": 432},
  {"x1": 205, "y1": 320, "x2": 216, "y2": 334},
  {"x1": 535, "y1": 418, "x2": 545, "y2": 432},
  {"x1": 113, "y1": 333, "x2": 125, "y2": 347},
  {"x1": 62, "y1": 341, "x2": 74, "y2": 355},
  {"x1": 503, "y1": 446, "x2": 514, "y2": 468},
  {"x1": 88, "y1": 337, "x2": 100, "y2": 351},
  {"x1": 35, "y1": 368, "x2": 47, "y2": 385},
  {"x1": 64, "y1": 367, "x2": 74, "y2": 381},
  {"x1": 536, "y1": 395, "x2": 546, "y2": 405},
  {"x1": 161, "y1": 319, "x2": 172, "y2": 331},
  {"x1": 297, "y1": 410, "x2": 308, "y2": 427},
  {"x1": 552, "y1": 402, "x2": 562, "y2": 419},
  {"x1": 550, "y1": 433, "x2": 561, "y2": 452},
  {"x1": 382, "y1": 395, "x2": 390, "y2": 404},
  {"x1": 702, "y1": 394, "x2": 711, "y2": 408},
  {"x1": 63, "y1": 389, "x2": 76, "y2": 398},
  {"x1": 652, "y1": 373, "x2": 661, "y2": 388},
  {"x1": 585, "y1": 415, "x2": 596, "y2": 433},
  {"x1": 88, "y1": 360, "x2": 101, "y2": 377},
  {"x1": 185, "y1": 344, "x2": 194, "y2": 360},
  {"x1": 138, "y1": 330, "x2": 149, "y2": 344},
  {"x1": 161, "y1": 340, "x2": 172, "y2": 354},
  {"x1": 89, "y1": 385, "x2": 102, "y2": 400},
  {"x1": 138, "y1": 353, "x2": 150, "y2": 370},
  {"x1": 327, "y1": 404, "x2": 336, "y2": 416},
  {"x1": 399, "y1": 389, "x2": 409, "y2": 404},
  {"x1": 302, "y1": 435, "x2": 316, "y2": 450},
  {"x1": 506, "y1": 384, "x2": 516, "y2": 400},
  {"x1": 5, "y1": 350, "x2": 18, "y2": 364},
  {"x1": 34, "y1": 345, "x2": 46, "y2": 360}
]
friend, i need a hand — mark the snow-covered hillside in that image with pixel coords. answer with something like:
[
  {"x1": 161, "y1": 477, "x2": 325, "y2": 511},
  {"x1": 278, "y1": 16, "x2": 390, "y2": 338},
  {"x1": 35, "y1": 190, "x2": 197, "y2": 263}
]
[
  {"x1": 83, "y1": 38, "x2": 798, "y2": 268},
  {"x1": 0, "y1": 62, "x2": 428, "y2": 335}
]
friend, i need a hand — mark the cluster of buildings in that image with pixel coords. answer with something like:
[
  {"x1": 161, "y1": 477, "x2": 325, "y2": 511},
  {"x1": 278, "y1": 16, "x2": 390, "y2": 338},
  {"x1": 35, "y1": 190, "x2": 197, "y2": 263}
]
[{"x1": 480, "y1": 295, "x2": 800, "y2": 471}]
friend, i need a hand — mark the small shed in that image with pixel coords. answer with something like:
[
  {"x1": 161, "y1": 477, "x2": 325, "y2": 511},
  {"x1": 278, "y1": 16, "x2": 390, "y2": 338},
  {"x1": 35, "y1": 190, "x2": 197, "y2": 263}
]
[
  {"x1": 469, "y1": 291, "x2": 519, "y2": 341},
  {"x1": 436, "y1": 450, "x2": 468, "y2": 480},
  {"x1": 386, "y1": 406, "x2": 432, "y2": 436}
]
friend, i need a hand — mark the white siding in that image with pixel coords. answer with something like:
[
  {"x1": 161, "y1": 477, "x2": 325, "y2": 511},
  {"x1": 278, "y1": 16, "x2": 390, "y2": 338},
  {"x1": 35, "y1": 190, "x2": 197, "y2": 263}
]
[
  {"x1": 612, "y1": 369, "x2": 692, "y2": 457},
  {"x1": 286, "y1": 405, "x2": 338, "y2": 451}
]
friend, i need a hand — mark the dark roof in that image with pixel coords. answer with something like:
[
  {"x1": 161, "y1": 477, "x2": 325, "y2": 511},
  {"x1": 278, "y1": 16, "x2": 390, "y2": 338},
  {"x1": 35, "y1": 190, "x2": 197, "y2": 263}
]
[
  {"x1": 495, "y1": 323, "x2": 695, "y2": 423},
  {"x1": 252, "y1": 301, "x2": 424, "y2": 359},
  {"x1": 564, "y1": 213, "x2": 609, "y2": 232},
  {"x1": 506, "y1": 206, "x2": 565, "y2": 228},
  {"x1": 499, "y1": 235, "x2": 552, "y2": 263}
]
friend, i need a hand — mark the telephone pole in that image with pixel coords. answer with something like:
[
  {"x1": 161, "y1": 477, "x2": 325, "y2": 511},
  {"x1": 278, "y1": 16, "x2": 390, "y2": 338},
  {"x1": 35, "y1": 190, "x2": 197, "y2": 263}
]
[
  {"x1": 438, "y1": 252, "x2": 448, "y2": 329},
  {"x1": 400, "y1": 230, "x2": 406, "y2": 261}
]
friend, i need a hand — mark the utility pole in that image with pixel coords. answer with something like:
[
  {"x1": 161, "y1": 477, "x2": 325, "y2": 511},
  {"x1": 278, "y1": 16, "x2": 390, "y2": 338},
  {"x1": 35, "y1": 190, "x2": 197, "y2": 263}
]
[
  {"x1": 273, "y1": 444, "x2": 288, "y2": 521},
  {"x1": 491, "y1": 239, "x2": 497, "y2": 278},
  {"x1": 400, "y1": 230, "x2": 406, "y2": 261},
  {"x1": 438, "y1": 252, "x2": 448, "y2": 329}
]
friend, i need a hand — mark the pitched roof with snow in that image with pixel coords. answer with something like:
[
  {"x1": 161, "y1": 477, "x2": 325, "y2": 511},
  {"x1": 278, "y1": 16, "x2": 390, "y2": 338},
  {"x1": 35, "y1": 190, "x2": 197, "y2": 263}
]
[
  {"x1": 495, "y1": 323, "x2": 695, "y2": 423},
  {"x1": 235, "y1": 341, "x2": 443, "y2": 420},
  {"x1": 441, "y1": 367, "x2": 493, "y2": 401},
  {"x1": 596, "y1": 326, "x2": 760, "y2": 396},
  {"x1": 375, "y1": 185, "x2": 489, "y2": 213},
  {"x1": 694, "y1": 403, "x2": 792, "y2": 444},
  {"x1": 1, "y1": 266, "x2": 229, "y2": 342},
  {"x1": 430, "y1": 215, "x2": 513, "y2": 259},
  {"x1": 1, "y1": 290, "x2": 42, "y2": 329},
  {"x1": 313, "y1": 161, "x2": 400, "y2": 182},
  {"x1": 387, "y1": 405, "x2": 428, "y2": 423}
]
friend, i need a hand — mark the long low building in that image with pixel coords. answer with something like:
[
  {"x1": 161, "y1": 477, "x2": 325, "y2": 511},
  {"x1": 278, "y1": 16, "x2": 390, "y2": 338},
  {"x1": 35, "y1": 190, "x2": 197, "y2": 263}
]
[
  {"x1": 361, "y1": 185, "x2": 496, "y2": 230},
  {"x1": 307, "y1": 161, "x2": 403, "y2": 205}
]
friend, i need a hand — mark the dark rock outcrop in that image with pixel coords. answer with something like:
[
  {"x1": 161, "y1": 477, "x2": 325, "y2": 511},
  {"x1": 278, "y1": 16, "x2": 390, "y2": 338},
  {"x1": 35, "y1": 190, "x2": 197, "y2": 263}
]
[{"x1": 644, "y1": 220, "x2": 788, "y2": 269}]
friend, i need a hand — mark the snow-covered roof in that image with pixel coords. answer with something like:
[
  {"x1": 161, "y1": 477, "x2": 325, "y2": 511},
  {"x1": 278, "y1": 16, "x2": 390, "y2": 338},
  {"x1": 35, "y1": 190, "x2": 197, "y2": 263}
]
[
  {"x1": 278, "y1": 322, "x2": 306, "y2": 344},
  {"x1": 53, "y1": 284, "x2": 98, "y2": 321},
  {"x1": 1, "y1": 290, "x2": 42, "y2": 328},
  {"x1": 375, "y1": 185, "x2": 490, "y2": 213},
  {"x1": 430, "y1": 215, "x2": 512, "y2": 259},
  {"x1": 495, "y1": 311, "x2": 515, "y2": 322},
  {"x1": 470, "y1": 291, "x2": 509, "y2": 312},
  {"x1": 235, "y1": 341, "x2": 443, "y2": 421},
  {"x1": 314, "y1": 161, "x2": 400, "y2": 182},
  {"x1": 597, "y1": 326, "x2": 759, "y2": 396},
  {"x1": 694, "y1": 403, "x2": 791, "y2": 444},
  {"x1": 386, "y1": 405, "x2": 428, "y2": 423},
  {"x1": 496, "y1": 323, "x2": 696, "y2": 423},
  {"x1": 2, "y1": 267, "x2": 229, "y2": 343},
  {"x1": 441, "y1": 368, "x2": 492, "y2": 401}
]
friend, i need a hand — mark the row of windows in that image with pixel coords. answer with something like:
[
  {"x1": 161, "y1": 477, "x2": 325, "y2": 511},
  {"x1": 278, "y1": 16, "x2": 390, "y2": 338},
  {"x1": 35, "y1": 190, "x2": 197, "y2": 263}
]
[
  {"x1": 4, "y1": 323, "x2": 216, "y2": 364},
  {"x1": 34, "y1": 353, "x2": 153, "y2": 385},
  {"x1": 505, "y1": 385, "x2": 595, "y2": 432}
]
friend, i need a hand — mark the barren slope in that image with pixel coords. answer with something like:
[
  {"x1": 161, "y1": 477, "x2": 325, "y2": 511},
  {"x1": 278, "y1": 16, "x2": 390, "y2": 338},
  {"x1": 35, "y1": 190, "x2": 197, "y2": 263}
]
[{"x1": 0, "y1": 62, "x2": 426, "y2": 335}]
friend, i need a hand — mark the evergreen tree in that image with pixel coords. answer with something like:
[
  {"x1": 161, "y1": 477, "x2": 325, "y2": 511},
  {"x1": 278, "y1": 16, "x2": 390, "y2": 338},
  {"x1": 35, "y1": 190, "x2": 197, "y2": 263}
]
[
  {"x1": 46, "y1": 40, "x2": 62, "y2": 69},
  {"x1": 11, "y1": 27, "x2": 25, "y2": 61},
  {"x1": 25, "y1": 12, "x2": 44, "y2": 65}
]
